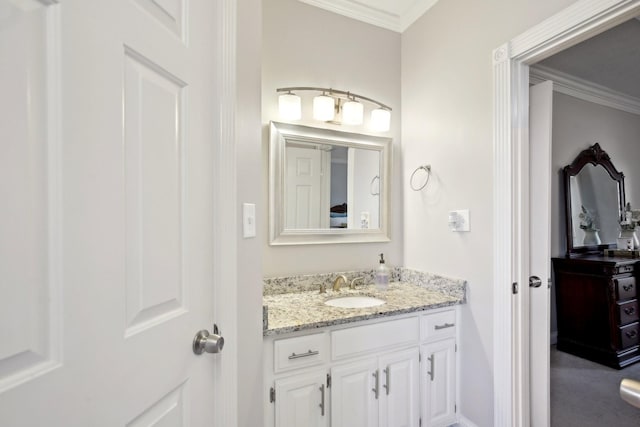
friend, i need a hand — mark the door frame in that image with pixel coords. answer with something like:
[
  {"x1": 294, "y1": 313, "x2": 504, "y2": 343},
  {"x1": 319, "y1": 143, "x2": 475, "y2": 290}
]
[
  {"x1": 213, "y1": 0, "x2": 239, "y2": 425},
  {"x1": 492, "y1": 0, "x2": 640, "y2": 425}
]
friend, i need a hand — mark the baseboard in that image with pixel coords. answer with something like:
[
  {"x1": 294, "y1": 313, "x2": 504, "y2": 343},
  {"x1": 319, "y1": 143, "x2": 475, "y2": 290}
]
[
  {"x1": 456, "y1": 414, "x2": 479, "y2": 427},
  {"x1": 550, "y1": 331, "x2": 558, "y2": 345}
]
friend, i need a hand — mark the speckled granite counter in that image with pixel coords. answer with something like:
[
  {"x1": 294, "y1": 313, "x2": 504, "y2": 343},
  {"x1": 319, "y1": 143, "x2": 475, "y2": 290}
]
[{"x1": 263, "y1": 269, "x2": 466, "y2": 336}]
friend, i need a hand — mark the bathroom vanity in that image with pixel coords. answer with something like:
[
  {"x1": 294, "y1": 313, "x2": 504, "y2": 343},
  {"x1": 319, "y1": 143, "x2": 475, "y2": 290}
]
[{"x1": 262, "y1": 270, "x2": 465, "y2": 427}]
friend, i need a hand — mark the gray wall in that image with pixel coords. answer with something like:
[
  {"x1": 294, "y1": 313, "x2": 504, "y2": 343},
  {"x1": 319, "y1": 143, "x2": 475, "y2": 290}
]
[
  {"x1": 262, "y1": 0, "x2": 402, "y2": 277},
  {"x1": 549, "y1": 92, "x2": 640, "y2": 339},
  {"x1": 400, "y1": 1, "x2": 576, "y2": 425}
]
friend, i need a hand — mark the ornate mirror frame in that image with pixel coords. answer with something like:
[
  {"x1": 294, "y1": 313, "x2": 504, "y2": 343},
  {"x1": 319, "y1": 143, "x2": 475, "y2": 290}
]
[{"x1": 563, "y1": 143, "x2": 626, "y2": 256}]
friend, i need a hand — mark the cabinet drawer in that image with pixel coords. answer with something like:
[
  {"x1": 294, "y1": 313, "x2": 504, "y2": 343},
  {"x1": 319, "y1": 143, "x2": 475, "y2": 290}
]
[
  {"x1": 331, "y1": 317, "x2": 419, "y2": 360},
  {"x1": 619, "y1": 323, "x2": 640, "y2": 349},
  {"x1": 618, "y1": 300, "x2": 640, "y2": 325},
  {"x1": 274, "y1": 332, "x2": 327, "y2": 373},
  {"x1": 421, "y1": 310, "x2": 456, "y2": 342},
  {"x1": 615, "y1": 277, "x2": 637, "y2": 301}
]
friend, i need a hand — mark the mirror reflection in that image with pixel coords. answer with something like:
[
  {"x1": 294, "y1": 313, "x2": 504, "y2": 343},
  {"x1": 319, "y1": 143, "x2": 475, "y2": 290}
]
[
  {"x1": 285, "y1": 142, "x2": 380, "y2": 230},
  {"x1": 269, "y1": 122, "x2": 391, "y2": 245},
  {"x1": 569, "y1": 164, "x2": 621, "y2": 247}
]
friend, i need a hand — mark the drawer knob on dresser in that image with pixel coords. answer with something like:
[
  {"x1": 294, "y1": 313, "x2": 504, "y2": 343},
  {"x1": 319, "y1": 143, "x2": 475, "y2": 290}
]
[
  {"x1": 624, "y1": 284, "x2": 634, "y2": 292},
  {"x1": 626, "y1": 330, "x2": 638, "y2": 339},
  {"x1": 625, "y1": 307, "x2": 636, "y2": 316}
]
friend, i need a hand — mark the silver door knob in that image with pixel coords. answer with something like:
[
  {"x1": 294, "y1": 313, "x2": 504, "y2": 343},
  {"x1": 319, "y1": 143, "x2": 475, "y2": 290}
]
[
  {"x1": 193, "y1": 324, "x2": 224, "y2": 355},
  {"x1": 529, "y1": 276, "x2": 542, "y2": 288}
]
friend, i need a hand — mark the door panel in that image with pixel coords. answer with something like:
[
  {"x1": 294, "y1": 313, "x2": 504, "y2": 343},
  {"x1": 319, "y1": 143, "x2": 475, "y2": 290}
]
[
  {"x1": 0, "y1": 1, "x2": 221, "y2": 424},
  {"x1": 331, "y1": 358, "x2": 378, "y2": 427},
  {"x1": 529, "y1": 80, "x2": 553, "y2": 427}
]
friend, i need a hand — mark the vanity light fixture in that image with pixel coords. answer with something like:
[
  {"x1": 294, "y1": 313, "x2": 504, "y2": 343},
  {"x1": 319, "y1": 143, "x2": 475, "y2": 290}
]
[
  {"x1": 278, "y1": 91, "x2": 302, "y2": 120},
  {"x1": 276, "y1": 86, "x2": 392, "y2": 132}
]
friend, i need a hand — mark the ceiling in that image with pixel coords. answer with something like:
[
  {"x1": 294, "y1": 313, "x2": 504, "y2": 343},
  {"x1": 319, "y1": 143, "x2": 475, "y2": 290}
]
[
  {"x1": 298, "y1": 0, "x2": 440, "y2": 32},
  {"x1": 538, "y1": 18, "x2": 640, "y2": 99}
]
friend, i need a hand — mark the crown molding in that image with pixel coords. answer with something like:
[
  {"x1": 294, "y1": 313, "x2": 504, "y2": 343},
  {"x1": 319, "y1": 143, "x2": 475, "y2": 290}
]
[
  {"x1": 530, "y1": 64, "x2": 640, "y2": 116},
  {"x1": 298, "y1": 0, "x2": 439, "y2": 33}
]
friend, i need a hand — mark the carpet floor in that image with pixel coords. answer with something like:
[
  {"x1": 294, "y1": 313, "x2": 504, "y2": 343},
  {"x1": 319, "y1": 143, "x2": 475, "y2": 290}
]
[{"x1": 551, "y1": 345, "x2": 640, "y2": 426}]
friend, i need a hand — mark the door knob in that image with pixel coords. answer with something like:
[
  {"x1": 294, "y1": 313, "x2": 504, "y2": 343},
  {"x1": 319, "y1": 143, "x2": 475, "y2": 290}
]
[
  {"x1": 529, "y1": 276, "x2": 542, "y2": 288},
  {"x1": 193, "y1": 324, "x2": 224, "y2": 355}
]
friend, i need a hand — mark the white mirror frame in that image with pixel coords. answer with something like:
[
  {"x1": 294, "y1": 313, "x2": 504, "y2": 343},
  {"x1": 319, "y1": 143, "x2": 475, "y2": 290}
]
[{"x1": 269, "y1": 121, "x2": 391, "y2": 245}]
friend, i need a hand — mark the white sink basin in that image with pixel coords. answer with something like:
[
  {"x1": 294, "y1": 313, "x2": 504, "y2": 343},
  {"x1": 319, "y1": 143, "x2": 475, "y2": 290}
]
[{"x1": 324, "y1": 296, "x2": 386, "y2": 309}]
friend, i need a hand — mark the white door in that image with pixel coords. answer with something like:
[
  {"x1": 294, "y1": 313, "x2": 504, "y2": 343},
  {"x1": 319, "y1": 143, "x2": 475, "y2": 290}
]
[
  {"x1": 0, "y1": 1, "x2": 224, "y2": 425},
  {"x1": 379, "y1": 348, "x2": 420, "y2": 427},
  {"x1": 529, "y1": 80, "x2": 553, "y2": 426},
  {"x1": 286, "y1": 146, "x2": 326, "y2": 228},
  {"x1": 331, "y1": 358, "x2": 378, "y2": 427},
  {"x1": 275, "y1": 370, "x2": 329, "y2": 427}
]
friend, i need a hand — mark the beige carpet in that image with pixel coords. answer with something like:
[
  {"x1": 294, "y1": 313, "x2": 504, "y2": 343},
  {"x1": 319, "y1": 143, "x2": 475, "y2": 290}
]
[{"x1": 551, "y1": 345, "x2": 640, "y2": 426}]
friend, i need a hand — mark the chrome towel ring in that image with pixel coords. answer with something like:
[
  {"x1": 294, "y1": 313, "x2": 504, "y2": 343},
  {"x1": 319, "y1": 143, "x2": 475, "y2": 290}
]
[{"x1": 410, "y1": 165, "x2": 431, "y2": 191}]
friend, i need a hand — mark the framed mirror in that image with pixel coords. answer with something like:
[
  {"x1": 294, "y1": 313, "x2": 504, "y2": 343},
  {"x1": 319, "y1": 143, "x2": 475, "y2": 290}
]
[
  {"x1": 269, "y1": 121, "x2": 391, "y2": 245},
  {"x1": 563, "y1": 143, "x2": 625, "y2": 255}
]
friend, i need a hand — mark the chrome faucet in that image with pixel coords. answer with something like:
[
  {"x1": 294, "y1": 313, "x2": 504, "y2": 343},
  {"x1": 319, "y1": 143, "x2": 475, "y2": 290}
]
[{"x1": 332, "y1": 274, "x2": 348, "y2": 291}]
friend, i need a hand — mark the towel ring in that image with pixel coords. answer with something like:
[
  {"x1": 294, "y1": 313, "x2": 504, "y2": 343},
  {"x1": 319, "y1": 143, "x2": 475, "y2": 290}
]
[
  {"x1": 370, "y1": 175, "x2": 380, "y2": 196},
  {"x1": 410, "y1": 165, "x2": 431, "y2": 191}
]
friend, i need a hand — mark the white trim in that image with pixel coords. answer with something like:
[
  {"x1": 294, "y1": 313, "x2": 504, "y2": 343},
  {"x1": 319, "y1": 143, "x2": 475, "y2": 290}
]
[
  {"x1": 213, "y1": 0, "x2": 238, "y2": 426},
  {"x1": 530, "y1": 64, "x2": 640, "y2": 116},
  {"x1": 493, "y1": 1, "x2": 640, "y2": 426},
  {"x1": 297, "y1": 0, "x2": 439, "y2": 33}
]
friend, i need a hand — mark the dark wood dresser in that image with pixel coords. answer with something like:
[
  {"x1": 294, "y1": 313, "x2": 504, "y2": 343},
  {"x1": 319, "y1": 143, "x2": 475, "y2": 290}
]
[{"x1": 553, "y1": 255, "x2": 640, "y2": 369}]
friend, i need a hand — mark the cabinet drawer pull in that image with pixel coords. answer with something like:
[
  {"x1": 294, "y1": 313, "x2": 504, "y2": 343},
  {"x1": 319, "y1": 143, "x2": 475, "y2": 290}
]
[
  {"x1": 623, "y1": 284, "x2": 634, "y2": 292},
  {"x1": 624, "y1": 307, "x2": 636, "y2": 316},
  {"x1": 434, "y1": 322, "x2": 455, "y2": 330},
  {"x1": 383, "y1": 367, "x2": 390, "y2": 395},
  {"x1": 427, "y1": 354, "x2": 435, "y2": 381},
  {"x1": 372, "y1": 370, "x2": 379, "y2": 399},
  {"x1": 319, "y1": 384, "x2": 325, "y2": 416},
  {"x1": 288, "y1": 349, "x2": 319, "y2": 360},
  {"x1": 626, "y1": 330, "x2": 638, "y2": 339}
]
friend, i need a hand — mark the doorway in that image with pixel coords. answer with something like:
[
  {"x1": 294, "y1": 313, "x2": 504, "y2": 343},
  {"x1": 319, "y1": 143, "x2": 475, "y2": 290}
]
[{"x1": 493, "y1": 1, "x2": 640, "y2": 425}]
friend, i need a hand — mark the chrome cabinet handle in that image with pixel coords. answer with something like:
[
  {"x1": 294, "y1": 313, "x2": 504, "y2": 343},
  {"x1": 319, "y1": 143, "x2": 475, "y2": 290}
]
[
  {"x1": 427, "y1": 354, "x2": 435, "y2": 381},
  {"x1": 288, "y1": 349, "x2": 319, "y2": 360},
  {"x1": 372, "y1": 370, "x2": 379, "y2": 399},
  {"x1": 434, "y1": 323, "x2": 455, "y2": 330},
  {"x1": 383, "y1": 367, "x2": 390, "y2": 395},
  {"x1": 319, "y1": 384, "x2": 325, "y2": 416}
]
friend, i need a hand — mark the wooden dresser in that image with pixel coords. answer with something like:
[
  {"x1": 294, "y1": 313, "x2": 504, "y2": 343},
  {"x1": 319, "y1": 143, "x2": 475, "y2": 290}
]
[{"x1": 553, "y1": 255, "x2": 640, "y2": 369}]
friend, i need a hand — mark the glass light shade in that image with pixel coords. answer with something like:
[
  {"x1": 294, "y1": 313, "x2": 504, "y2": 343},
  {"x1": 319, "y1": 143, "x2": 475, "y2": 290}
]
[
  {"x1": 278, "y1": 93, "x2": 301, "y2": 120},
  {"x1": 313, "y1": 95, "x2": 335, "y2": 121},
  {"x1": 342, "y1": 100, "x2": 364, "y2": 125},
  {"x1": 370, "y1": 108, "x2": 391, "y2": 132}
]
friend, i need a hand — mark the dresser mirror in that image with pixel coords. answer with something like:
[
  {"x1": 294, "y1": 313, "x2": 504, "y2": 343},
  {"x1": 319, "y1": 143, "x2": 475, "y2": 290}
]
[
  {"x1": 269, "y1": 121, "x2": 391, "y2": 245},
  {"x1": 563, "y1": 143, "x2": 625, "y2": 255}
]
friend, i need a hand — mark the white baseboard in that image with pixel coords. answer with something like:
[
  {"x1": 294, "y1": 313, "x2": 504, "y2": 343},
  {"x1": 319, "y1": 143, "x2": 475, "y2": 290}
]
[
  {"x1": 550, "y1": 331, "x2": 558, "y2": 345},
  {"x1": 456, "y1": 414, "x2": 479, "y2": 427}
]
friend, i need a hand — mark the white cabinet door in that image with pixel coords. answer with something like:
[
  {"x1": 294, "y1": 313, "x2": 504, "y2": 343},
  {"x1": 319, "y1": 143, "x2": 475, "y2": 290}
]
[
  {"x1": 421, "y1": 339, "x2": 456, "y2": 427},
  {"x1": 331, "y1": 358, "x2": 379, "y2": 427},
  {"x1": 275, "y1": 370, "x2": 329, "y2": 427},
  {"x1": 379, "y1": 347, "x2": 420, "y2": 427}
]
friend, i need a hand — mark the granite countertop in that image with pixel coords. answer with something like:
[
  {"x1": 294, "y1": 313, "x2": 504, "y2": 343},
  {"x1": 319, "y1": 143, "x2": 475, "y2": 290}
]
[{"x1": 263, "y1": 281, "x2": 465, "y2": 336}]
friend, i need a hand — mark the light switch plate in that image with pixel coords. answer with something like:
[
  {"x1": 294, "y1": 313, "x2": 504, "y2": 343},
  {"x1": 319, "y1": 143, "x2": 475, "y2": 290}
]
[
  {"x1": 448, "y1": 209, "x2": 470, "y2": 232},
  {"x1": 243, "y1": 203, "x2": 256, "y2": 238}
]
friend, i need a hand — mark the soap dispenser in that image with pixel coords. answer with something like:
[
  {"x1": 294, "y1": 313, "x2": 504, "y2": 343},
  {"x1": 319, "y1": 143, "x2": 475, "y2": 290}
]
[{"x1": 375, "y1": 253, "x2": 390, "y2": 291}]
